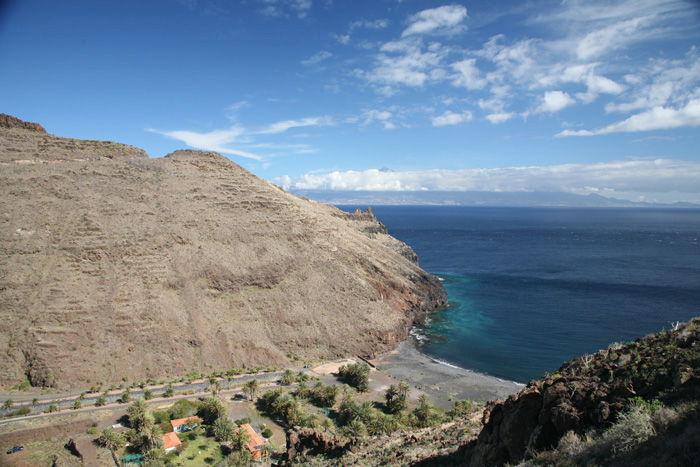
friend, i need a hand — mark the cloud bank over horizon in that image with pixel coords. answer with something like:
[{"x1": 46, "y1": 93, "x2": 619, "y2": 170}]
[{"x1": 276, "y1": 158, "x2": 700, "y2": 201}]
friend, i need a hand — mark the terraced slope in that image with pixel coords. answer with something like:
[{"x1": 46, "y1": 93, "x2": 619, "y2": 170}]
[{"x1": 0, "y1": 116, "x2": 446, "y2": 390}]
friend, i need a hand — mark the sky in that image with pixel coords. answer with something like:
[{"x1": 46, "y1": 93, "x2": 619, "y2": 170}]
[{"x1": 1, "y1": 0, "x2": 699, "y2": 203}]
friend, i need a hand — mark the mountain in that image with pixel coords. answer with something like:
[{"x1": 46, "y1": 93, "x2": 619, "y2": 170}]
[
  {"x1": 290, "y1": 190, "x2": 698, "y2": 208},
  {"x1": 0, "y1": 115, "x2": 446, "y2": 390}
]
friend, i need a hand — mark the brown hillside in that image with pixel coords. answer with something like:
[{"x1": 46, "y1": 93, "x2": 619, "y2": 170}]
[{"x1": 0, "y1": 116, "x2": 446, "y2": 390}]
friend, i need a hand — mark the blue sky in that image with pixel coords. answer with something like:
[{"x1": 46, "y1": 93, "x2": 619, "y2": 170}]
[{"x1": 2, "y1": 0, "x2": 699, "y2": 203}]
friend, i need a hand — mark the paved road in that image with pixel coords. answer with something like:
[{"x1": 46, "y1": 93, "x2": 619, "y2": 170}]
[{"x1": 0, "y1": 371, "x2": 286, "y2": 424}]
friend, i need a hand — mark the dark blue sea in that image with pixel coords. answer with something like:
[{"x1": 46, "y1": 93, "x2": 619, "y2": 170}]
[{"x1": 338, "y1": 206, "x2": 700, "y2": 383}]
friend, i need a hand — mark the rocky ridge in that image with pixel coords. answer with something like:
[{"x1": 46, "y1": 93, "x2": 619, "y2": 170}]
[
  {"x1": 466, "y1": 317, "x2": 700, "y2": 466},
  {"x1": 0, "y1": 116, "x2": 446, "y2": 389},
  {"x1": 283, "y1": 318, "x2": 700, "y2": 466}
]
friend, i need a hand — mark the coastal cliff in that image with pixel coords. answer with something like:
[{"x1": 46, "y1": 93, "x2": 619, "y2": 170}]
[
  {"x1": 281, "y1": 319, "x2": 699, "y2": 466},
  {"x1": 0, "y1": 116, "x2": 446, "y2": 390}
]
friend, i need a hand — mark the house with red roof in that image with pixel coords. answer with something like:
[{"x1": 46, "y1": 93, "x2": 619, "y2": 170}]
[
  {"x1": 163, "y1": 432, "x2": 182, "y2": 452},
  {"x1": 238, "y1": 423, "x2": 266, "y2": 459},
  {"x1": 170, "y1": 416, "x2": 202, "y2": 433}
]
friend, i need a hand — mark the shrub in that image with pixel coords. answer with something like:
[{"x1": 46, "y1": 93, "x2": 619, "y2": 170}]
[
  {"x1": 153, "y1": 410, "x2": 171, "y2": 424},
  {"x1": 7, "y1": 407, "x2": 31, "y2": 417},
  {"x1": 169, "y1": 399, "x2": 197, "y2": 419},
  {"x1": 603, "y1": 402, "x2": 656, "y2": 453},
  {"x1": 234, "y1": 417, "x2": 252, "y2": 426}
]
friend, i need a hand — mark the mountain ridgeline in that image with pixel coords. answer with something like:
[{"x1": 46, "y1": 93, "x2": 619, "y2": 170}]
[{"x1": 0, "y1": 115, "x2": 446, "y2": 390}]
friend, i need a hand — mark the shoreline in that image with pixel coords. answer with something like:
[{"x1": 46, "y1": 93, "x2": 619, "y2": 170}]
[{"x1": 370, "y1": 336, "x2": 523, "y2": 407}]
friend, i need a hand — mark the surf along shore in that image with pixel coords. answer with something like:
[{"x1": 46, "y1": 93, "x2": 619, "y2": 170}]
[{"x1": 369, "y1": 338, "x2": 522, "y2": 409}]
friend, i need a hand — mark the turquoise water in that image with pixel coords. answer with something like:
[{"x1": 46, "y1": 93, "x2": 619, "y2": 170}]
[{"x1": 339, "y1": 206, "x2": 700, "y2": 383}]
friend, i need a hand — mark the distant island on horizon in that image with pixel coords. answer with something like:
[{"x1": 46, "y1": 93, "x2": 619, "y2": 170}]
[{"x1": 291, "y1": 189, "x2": 700, "y2": 208}]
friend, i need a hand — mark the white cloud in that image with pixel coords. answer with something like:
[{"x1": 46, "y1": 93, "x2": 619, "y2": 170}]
[
  {"x1": 257, "y1": 116, "x2": 334, "y2": 134},
  {"x1": 606, "y1": 55, "x2": 700, "y2": 113},
  {"x1": 148, "y1": 127, "x2": 263, "y2": 160},
  {"x1": 302, "y1": 51, "x2": 332, "y2": 66},
  {"x1": 150, "y1": 113, "x2": 333, "y2": 161},
  {"x1": 432, "y1": 110, "x2": 472, "y2": 126},
  {"x1": 260, "y1": 0, "x2": 312, "y2": 18},
  {"x1": 538, "y1": 91, "x2": 576, "y2": 113},
  {"x1": 334, "y1": 34, "x2": 350, "y2": 44},
  {"x1": 363, "y1": 39, "x2": 446, "y2": 89},
  {"x1": 277, "y1": 159, "x2": 700, "y2": 194},
  {"x1": 350, "y1": 19, "x2": 389, "y2": 31},
  {"x1": 486, "y1": 112, "x2": 516, "y2": 124},
  {"x1": 558, "y1": 99, "x2": 700, "y2": 136},
  {"x1": 452, "y1": 59, "x2": 486, "y2": 90},
  {"x1": 362, "y1": 109, "x2": 392, "y2": 126},
  {"x1": 576, "y1": 15, "x2": 653, "y2": 60},
  {"x1": 348, "y1": 0, "x2": 697, "y2": 130},
  {"x1": 402, "y1": 5, "x2": 468, "y2": 37}
]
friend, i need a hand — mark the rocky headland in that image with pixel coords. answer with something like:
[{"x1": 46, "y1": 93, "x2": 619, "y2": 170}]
[
  {"x1": 0, "y1": 115, "x2": 447, "y2": 390},
  {"x1": 284, "y1": 318, "x2": 700, "y2": 466}
]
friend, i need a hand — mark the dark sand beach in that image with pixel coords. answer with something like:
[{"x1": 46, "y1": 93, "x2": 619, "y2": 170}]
[{"x1": 370, "y1": 338, "x2": 522, "y2": 408}]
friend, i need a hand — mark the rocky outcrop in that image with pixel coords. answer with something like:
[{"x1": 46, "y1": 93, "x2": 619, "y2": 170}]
[
  {"x1": 0, "y1": 118, "x2": 446, "y2": 389},
  {"x1": 0, "y1": 113, "x2": 46, "y2": 132},
  {"x1": 467, "y1": 318, "x2": 700, "y2": 466},
  {"x1": 283, "y1": 427, "x2": 352, "y2": 463},
  {"x1": 0, "y1": 116, "x2": 147, "y2": 163}
]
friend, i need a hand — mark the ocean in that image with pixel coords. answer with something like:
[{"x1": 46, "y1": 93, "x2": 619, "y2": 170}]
[{"x1": 338, "y1": 206, "x2": 700, "y2": 383}]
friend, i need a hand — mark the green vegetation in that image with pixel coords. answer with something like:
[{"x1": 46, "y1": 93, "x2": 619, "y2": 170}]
[
  {"x1": 524, "y1": 400, "x2": 698, "y2": 467},
  {"x1": 197, "y1": 396, "x2": 228, "y2": 425},
  {"x1": 242, "y1": 378, "x2": 260, "y2": 400},
  {"x1": 6, "y1": 407, "x2": 31, "y2": 417},
  {"x1": 338, "y1": 362, "x2": 371, "y2": 392}
]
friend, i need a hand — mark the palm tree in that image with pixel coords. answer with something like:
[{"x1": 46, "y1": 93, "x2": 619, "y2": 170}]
[
  {"x1": 308, "y1": 413, "x2": 319, "y2": 429},
  {"x1": 136, "y1": 424, "x2": 163, "y2": 453},
  {"x1": 385, "y1": 384, "x2": 399, "y2": 406},
  {"x1": 398, "y1": 381, "x2": 411, "y2": 399},
  {"x1": 280, "y1": 369, "x2": 295, "y2": 386},
  {"x1": 324, "y1": 384, "x2": 340, "y2": 407},
  {"x1": 321, "y1": 418, "x2": 335, "y2": 436},
  {"x1": 198, "y1": 396, "x2": 228, "y2": 424},
  {"x1": 296, "y1": 381, "x2": 309, "y2": 399},
  {"x1": 341, "y1": 418, "x2": 367, "y2": 438},
  {"x1": 418, "y1": 394, "x2": 429, "y2": 408},
  {"x1": 243, "y1": 379, "x2": 260, "y2": 401},
  {"x1": 97, "y1": 428, "x2": 126, "y2": 466},
  {"x1": 213, "y1": 416, "x2": 236, "y2": 442},
  {"x1": 259, "y1": 442, "x2": 273, "y2": 466},
  {"x1": 232, "y1": 425, "x2": 252, "y2": 453},
  {"x1": 127, "y1": 398, "x2": 154, "y2": 430},
  {"x1": 358, "y1": 401, "x2": 375, "y2": 424},
  {"x1": 211, "y1": 380, "x2": 223, "y2": 397}
]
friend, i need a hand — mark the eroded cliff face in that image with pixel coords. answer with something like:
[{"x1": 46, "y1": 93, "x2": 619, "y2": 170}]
[{"x1": 0, "y1": 117, "x2": 446, "y2": 389}]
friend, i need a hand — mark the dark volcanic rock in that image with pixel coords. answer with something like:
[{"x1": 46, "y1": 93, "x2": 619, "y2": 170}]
[
  {"x1": 467, "y1": 318, "x2": 700, "y2": 466},
  {"x1": 0, "y1": 113, "x2": 47, "y2": 132},
  {"x1": 283, "y1": 427, "x2": 351, "y2": 463}
]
